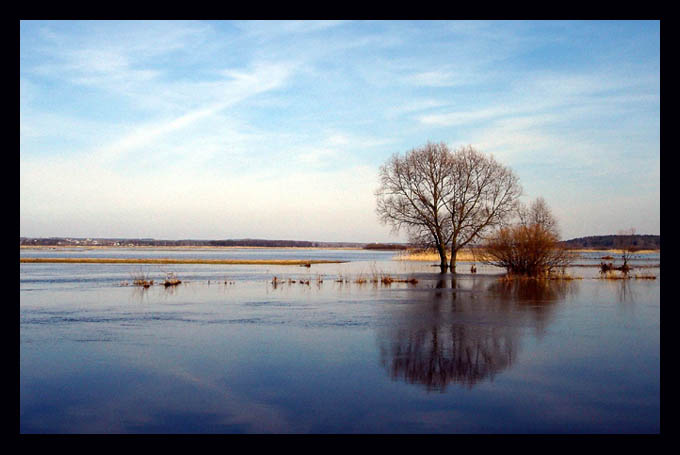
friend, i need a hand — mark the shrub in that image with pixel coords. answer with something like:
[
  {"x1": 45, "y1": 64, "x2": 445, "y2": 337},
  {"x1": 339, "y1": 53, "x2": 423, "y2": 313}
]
[
  {"x1": 481, "y1": 224, "x2": 573, "y2": 277},
  {"x1": 163, "y1": 272, "x2": 181, "y2": 287}
]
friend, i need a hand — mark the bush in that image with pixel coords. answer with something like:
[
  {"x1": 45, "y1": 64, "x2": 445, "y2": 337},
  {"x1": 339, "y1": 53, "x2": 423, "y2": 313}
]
[{"x1": 481, "y1": 224, "x2": 573, "y2": 277}]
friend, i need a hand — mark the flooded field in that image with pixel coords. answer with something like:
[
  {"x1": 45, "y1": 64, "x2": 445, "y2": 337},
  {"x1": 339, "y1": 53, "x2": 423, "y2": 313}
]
[{"x1": 20, "y1": 248, "x2": 660, "y2": 433}]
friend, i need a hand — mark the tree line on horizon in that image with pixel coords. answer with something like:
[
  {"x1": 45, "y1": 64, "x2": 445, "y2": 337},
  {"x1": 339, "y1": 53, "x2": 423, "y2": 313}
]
[
  {"x1": 559, "y1": 234, "x2": 660, "y2": 250},
  {"x1": 18, "y1": 237, "x2": 366, "y2": 248}
]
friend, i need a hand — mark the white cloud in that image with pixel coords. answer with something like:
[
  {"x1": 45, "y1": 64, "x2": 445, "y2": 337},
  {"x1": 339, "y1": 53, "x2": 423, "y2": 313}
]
[
  {"x1": 20, "y1": 21, "x2": 659, "y2": 240},
  {"x1": 288, "y1": 132, "x2": 395, "y2": 169},
  {"x1": 234, "y1": 20, "x2": 348, "y2": 37},
  {"x1": 420, "y1": 106, "x2": 514, "y2": 127},
  {"x1": 405, "y1": 69, "x2": 485, "y2": 88}
]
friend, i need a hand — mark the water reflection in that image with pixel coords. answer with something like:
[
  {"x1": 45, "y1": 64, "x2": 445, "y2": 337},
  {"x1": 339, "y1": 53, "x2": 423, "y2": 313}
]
[
  {"x1": 130, "y1": 285, "x2": 151, "y2": 302},
  {"x1": 486, "y1": 278, "x2": 577, "y2": 338},
  {"x1": 128, "y1": 281, "x2": 189, "y2": 303},
  {"x1": 615, "y1": 279, "x2": 635, "y2": 303},
  {"x1": 378, "y1": 277, "x2": 575, "y2": 391}
]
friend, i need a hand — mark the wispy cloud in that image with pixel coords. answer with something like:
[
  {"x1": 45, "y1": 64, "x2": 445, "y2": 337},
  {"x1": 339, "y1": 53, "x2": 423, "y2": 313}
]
[
  {"x1": 20, "y1": 20, "x2": 659, "y2": 240},
  {"x1": 233, "y1": 20, "x2": 348, "y2": 37},
  {"x1": 93, "y1": 61, "x2": 296, "y2": 162}
]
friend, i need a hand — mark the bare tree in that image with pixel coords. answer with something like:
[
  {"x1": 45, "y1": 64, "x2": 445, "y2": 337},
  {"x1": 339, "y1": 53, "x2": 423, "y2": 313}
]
[
  {"x1": 615, "y1": 227, "x2": 637, "y2": 274},
  {"x1": 376, "y1": 142, "x2": 453, "y2": 273},
  {"x1": 480, "y1": 198, "x2": 573, "y2": 276},
  {"x1": 443, "y1": 146, "x2": 522, "y2": 272},
  {"x1": 517, "y1": 196, "x2": 558, "y2": 237}
]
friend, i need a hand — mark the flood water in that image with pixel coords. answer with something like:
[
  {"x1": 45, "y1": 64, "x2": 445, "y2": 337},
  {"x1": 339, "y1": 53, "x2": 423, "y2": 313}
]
[{"x1": 20, "y1": 248, "x2": 660, "y2": 433}]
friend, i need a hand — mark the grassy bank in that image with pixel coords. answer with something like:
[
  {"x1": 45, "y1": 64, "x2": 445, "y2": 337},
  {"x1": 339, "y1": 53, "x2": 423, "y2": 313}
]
[{"x1": 20, "y1": 258, "x2": 346, "y2": 266}]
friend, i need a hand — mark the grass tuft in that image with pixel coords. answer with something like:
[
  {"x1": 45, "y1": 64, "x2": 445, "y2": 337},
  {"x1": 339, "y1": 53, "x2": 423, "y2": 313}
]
[
  {"x1": 130, "y1": 267, "x2": 153, "y2": 287},
  {"x1": 163, "y1": 272, "x2": 181, "y2": 287}
]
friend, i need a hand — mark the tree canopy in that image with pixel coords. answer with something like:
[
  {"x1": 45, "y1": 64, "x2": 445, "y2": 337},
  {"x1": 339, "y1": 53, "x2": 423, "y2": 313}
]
[{"x1": 376, "y1": 142, "x2": 521, "y2": 272}]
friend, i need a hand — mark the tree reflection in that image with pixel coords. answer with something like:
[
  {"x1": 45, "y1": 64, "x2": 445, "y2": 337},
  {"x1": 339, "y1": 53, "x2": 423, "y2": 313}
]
[
  {"x1": 615, "y1": 279, "x2": 635, "y2": 303},
  {"x1": 486, "y1": 278, "x2": 576, "y2": 302},
  {"x1": 130, "y1": 285, "x2": 151, "y2": 302},
  {"x1": 486, "y1": 278, "x2": 577, "y2": 337},
  {"x1": 380, "y1": 321, "x2": 518, "y2": 391},
  {"x1": 378, "y1": 277, "x2": 573, "y2": 391}
]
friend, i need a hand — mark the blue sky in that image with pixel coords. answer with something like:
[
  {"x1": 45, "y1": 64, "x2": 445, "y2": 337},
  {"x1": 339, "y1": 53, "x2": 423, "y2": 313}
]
[{"x1": 20, "y1": 20, "x2": 660, "y2": 242}]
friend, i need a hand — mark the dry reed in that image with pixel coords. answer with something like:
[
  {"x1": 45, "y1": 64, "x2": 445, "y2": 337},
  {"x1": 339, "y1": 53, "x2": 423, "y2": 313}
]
[{"x1": 394, "y1": 248, "x2": 485, "y2": 262}]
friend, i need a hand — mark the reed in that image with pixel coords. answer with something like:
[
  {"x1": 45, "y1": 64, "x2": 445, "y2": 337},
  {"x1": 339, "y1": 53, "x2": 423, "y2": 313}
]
[
  {"x1": 130, "y1": 267, "x2": 153, "y2": 287},
  {"x1": 394, "y1": 248, "x2": 485, "y2": 262}
]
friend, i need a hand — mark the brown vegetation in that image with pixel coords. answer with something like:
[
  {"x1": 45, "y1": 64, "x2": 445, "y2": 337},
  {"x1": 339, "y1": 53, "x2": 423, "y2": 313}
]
[
  {"x1": 395, "y1": 248, "x2": 485, "y2": 262},
  {"x1": 482, "y1": 224, "x2": 573, "y2": 277},
  {"x1": 599, "y1": 260, "x2": 631, "y2": 276},
  {"x1": 273, "y1": 270, "x2": 418, "y2": 288},
  {"x1": 130, "y1": 268, "x2": 153, "y2": 287},
  {"x1": 480, "y1": 198, "x2": 573, "y2": 277},
  {"x1": 163, "y1": 272, "x2": 181, "y2": 287}
]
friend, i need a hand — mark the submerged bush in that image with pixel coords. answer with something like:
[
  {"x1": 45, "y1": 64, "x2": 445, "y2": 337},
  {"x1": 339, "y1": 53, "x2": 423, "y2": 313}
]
[
  {"x1": 130, "y1": 267, "x2": 153, "y2": 287},
  {"x1": 481, "y1": 224, "x2": 573, "y2": 277},
  {"x1": 163, "y1": 272, "x2": 181, "y2": 287}
]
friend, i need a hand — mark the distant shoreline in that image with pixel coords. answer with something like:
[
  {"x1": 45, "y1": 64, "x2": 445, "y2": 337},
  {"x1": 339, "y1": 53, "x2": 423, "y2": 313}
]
[
  {"x1": 19, "y1": 245, "x2": 366, "y2": 251},
  {"x1": 566, "y1": 248, "x2": 659, "y2": 254},
  {"x1": 19, "y1": 245, "x2": 660, "y2": 255},
  {"x1": 20, "y1": 257, "x2": 347, "y2": 265}
]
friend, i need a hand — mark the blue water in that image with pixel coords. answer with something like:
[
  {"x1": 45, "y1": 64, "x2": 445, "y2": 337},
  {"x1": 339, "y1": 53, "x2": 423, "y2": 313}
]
[{"x1": 20, "y1": 248, "x2": 660, "y2": 433}]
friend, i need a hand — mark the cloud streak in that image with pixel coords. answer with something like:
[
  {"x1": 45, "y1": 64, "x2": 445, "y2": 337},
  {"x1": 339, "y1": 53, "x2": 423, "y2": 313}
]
[{"x1": 20, "y1": 20, "x2": 660, "y2": 240}]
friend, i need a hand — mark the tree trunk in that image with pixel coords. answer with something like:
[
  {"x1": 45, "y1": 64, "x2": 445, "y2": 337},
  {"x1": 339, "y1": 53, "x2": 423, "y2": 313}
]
[
  {"x1": 436, "y1": 243, "x2": 448, "y2": 273},
  {"x1": 449, "y1": 246, "x2": 458, "y2": 273}
]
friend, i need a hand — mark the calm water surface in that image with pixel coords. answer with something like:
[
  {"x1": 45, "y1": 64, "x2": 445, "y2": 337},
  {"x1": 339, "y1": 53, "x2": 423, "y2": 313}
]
[{"x1": 20, "y1": 248, "x2": 660, "y2": 433}]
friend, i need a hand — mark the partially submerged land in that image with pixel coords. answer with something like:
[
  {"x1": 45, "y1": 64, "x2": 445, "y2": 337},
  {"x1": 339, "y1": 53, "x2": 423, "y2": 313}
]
[
  {"x1": 19, "y1": 245, "x2": 659, "y2": 268},
  {"x1": 394, "y1": 248, "x2": 660, "y2": 262},
  {"x1": 394, "y1": 248, "x2": 659, "y2": 280},
  {"x1": 19, "y1": 236, "x2": 659, "y2": 281}
]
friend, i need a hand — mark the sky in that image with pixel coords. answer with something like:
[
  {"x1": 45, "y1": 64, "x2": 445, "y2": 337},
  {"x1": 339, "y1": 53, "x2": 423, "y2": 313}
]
[{"x1": 20, "y1": 20, "x2": 660, "y2": 242}]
